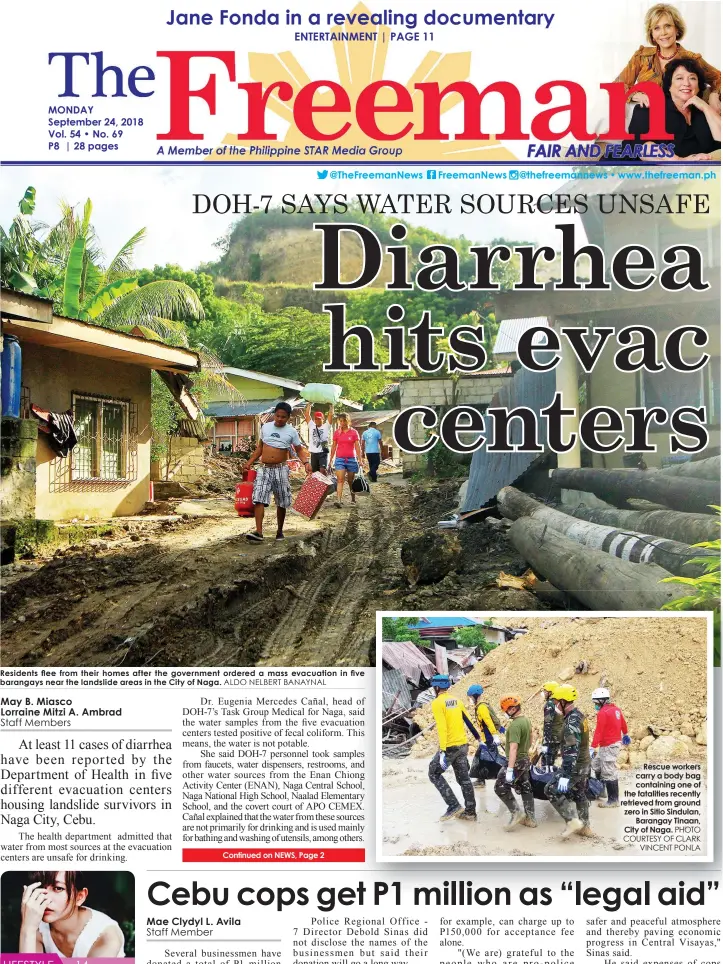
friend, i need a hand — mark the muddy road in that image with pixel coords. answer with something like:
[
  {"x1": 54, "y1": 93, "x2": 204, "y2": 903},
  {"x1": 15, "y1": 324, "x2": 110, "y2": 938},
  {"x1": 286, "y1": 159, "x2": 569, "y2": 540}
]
[
  {"x1": 2, "y1": 484, "x2": 410, "y2": 668},
  {"x1": 381, "y1": 756, "x2": 708, "y2": 858},
  {"x1": 1, "y1": 479, "x2": 547, "y2": 668}
]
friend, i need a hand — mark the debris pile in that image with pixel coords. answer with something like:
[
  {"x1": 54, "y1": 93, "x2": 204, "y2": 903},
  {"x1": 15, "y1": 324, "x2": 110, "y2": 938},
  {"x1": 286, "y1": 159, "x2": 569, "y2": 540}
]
[{"x1": 410, "y1": 616, "x2": 707, "y2": 763}]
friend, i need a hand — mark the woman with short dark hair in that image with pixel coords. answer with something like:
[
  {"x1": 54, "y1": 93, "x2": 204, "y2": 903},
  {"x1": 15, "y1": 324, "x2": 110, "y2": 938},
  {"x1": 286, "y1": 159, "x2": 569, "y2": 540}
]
[{"x1": 630, "y1": 57, "x2": 721, "y2": 159}]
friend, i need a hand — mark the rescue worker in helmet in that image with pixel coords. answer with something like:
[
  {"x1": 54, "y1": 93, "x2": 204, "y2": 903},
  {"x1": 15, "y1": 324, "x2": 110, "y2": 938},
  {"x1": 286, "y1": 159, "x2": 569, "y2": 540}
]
[
  {"x1": 493, "y1": 695, "x2": 536, "y2": 831},
  {"x1": 428, "y1": 674, "x2": 481, "y2": 822},
  {"x1": 467, "y1": 684, "x2": 504, "y2": 750},
  {"x1": 544, "y1": 685, "x2": 593, "y2": 839},
  {"x1": 590, "y1": 687, "x2": 630, "y2": 808},
  {"x1": 467, "y1": 683, "x2": 505, "y2": 787},
  {"x1": 539, "y1": 681, "x2": 563, "y2": 767}
]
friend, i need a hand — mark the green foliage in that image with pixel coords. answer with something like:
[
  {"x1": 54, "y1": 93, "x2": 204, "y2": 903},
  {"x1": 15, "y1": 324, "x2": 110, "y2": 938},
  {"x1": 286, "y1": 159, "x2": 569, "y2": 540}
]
[
  {"x1": 451, "y1": 625, "x2": 496, "y2": 654},
  {"x1": 382, "y1": 616, "x2": 421, "y2": 645},
  {"x1": 425, "y1": 443, "x2": 471, "y2": 479},
  {"x1": 0, "y1": 185, "x2": 55, "y2": 292},
  {"x1": 661, "y1": 507, "x2": 721, "y2": 665},
  {"x1": 137, "y1": 263, "x2": 216, "y2": 317},
  {"x1": 151, "y1": 372, "x2": 180, "y2": 461}
]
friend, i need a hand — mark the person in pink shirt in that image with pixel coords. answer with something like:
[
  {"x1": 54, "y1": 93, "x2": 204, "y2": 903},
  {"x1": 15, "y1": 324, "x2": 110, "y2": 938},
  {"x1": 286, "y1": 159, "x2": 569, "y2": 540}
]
[{"x1": 329, "y1": 413, "x2": 363, "y2": 508}]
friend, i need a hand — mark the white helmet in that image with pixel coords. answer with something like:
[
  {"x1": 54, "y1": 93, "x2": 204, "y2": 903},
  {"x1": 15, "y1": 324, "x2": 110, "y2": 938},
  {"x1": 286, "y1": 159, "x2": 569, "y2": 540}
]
[{"x1": 591, "y1": 687, "x2": 610, "y2": 703}]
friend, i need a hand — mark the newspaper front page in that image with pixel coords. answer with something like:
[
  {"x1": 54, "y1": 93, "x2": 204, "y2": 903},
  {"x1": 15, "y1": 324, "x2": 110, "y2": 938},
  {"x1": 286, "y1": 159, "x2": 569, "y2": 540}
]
[{"x1": 0, "y1": 2, "x2": 720, "y2": 963}]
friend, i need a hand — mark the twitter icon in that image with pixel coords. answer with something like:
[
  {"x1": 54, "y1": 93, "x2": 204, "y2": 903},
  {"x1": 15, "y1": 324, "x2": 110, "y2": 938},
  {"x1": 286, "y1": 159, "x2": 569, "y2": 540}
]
[{"x1": 317, "y1": 170, "x2": 329, "y2": 179}]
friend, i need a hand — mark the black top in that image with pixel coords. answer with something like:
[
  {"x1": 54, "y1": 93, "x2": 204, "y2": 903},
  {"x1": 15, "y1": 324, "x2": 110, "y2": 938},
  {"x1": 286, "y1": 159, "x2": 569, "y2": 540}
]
[{"x1": 629, "y1": 98, "x2": 720, "y2": 156}]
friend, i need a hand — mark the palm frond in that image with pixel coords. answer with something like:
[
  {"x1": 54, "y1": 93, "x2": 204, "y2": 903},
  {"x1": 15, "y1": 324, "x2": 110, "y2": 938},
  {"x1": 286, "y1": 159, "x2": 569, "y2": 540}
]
[
  {"x1": 83, "y1": 278, "x2": 139, "y2": 319},
  {"x1": 191, "y1": 368, "x2": 244, "y2": 399},
  {"x1": 106, "y1": 228, "x2": 147, "y2": 278},
  {"x1": 107, "y1": 315, "x2": 191, "y2": 346},
  {"x1": 95, "y1": 280, "x2": 204, "y2": 329}
]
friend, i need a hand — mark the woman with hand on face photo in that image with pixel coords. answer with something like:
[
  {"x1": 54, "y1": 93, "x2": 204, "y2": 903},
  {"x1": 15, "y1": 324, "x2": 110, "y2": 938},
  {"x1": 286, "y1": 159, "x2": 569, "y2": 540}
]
[
  {"x1": 614, "y1": 3, "x2": 720, "y2": 114},
  {"x1": 19, "y1": 871, "x2": 125, "y2": 958}
]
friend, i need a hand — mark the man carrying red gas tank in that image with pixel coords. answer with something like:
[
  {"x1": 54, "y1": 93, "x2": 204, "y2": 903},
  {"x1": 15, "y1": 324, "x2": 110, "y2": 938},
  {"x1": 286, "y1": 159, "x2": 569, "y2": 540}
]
[{"x1": 243, "y1": 402, "x2": 311, "y2": 543}]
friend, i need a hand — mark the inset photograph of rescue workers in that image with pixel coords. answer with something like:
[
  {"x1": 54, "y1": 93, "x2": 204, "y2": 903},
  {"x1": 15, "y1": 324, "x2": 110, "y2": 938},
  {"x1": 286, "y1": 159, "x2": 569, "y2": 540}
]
[{"x1": 378, "y1": 612, "x2": 711, "y2": 861}]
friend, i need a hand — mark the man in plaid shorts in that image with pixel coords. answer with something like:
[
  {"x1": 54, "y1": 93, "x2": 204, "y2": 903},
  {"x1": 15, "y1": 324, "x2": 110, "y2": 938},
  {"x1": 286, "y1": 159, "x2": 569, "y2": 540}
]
[{"x1": 243, "y1": 402, "x2": 311, "y2": 542}]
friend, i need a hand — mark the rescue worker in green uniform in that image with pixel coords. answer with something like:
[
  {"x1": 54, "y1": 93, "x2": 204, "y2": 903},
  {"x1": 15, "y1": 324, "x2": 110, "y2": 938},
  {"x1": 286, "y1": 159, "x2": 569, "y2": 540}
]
[
  {"x1": 494, "y1": 695, "x2": 537, "y2": 831},
  {"x1": 428, "y1": 674, "x2": 481, "y2": 822},
  {"x1": 544, "y1": 684, "x2": 594, "y2": 839},
  {"x1": 540, "y1": 680, "x2": 564, "y2": 767}
]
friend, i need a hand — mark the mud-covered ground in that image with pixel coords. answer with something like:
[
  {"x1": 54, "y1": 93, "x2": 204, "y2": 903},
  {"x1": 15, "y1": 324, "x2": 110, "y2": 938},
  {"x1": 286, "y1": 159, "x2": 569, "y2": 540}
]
[
  {"x1": 381, "y1": 757, "x2": 708, "y2": 859},
  {"x1": 1, "y1": 477, "x2": 547, "y2": 668}
]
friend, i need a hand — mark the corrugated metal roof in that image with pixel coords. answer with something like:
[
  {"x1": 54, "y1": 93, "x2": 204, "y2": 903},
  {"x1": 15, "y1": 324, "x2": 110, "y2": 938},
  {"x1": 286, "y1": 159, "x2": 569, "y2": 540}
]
[
  {"x1": 350, "y1": 410, "x2": 399, "y2": 427},
  {"x1": 446, "y1": 649, "x2": 479, "y2": 668},
  {"x1": 413, "y1": 616, "x2": 477, "y2": 628},
  {"x1": 204, "y1": 398, "x2": 289, "y2": 417},
  {"x1": 493, "y1": 317, "x2": 550, "y2": 356},
  {"x1": 376, "y1": 382, "x2": 400, "y2": 397},
  {"x1": 222, "y1": 367, "x2": 304, "y2": 390},
  {"x1": 460, "y1": 366, "x2": 557, "y2": 514},
  {"x1": 381, "y1": 641, "x2": 436, "y2": 685},
  {"x1": 382, "y1": 667, "x2": 412, "y2": 714}
]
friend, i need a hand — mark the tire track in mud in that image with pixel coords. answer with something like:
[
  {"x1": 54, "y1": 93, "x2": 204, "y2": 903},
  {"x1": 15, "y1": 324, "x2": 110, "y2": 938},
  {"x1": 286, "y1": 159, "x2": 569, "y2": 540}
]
[
  {"x1": 258, "y1": 488, "x2": 399, "y2": 666},
  {"x1": 2, "y1": 482, "x2": 412, "y2": 668}
]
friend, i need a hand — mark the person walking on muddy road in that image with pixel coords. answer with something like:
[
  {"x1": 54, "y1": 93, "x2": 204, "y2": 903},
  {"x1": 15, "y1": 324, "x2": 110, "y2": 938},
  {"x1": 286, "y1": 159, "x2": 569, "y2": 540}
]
[
  {"x1": 329, "y1": 413, "x2": 363, "y2": 508},
  {"x1": 590, "y1": 687, "x2": 630, "y2": 809},
  {"x1": 540, "y1": 681, "x2": 564, "y2": 768},
  {"x1": 429, "y1": 674, "x2": 480, "y2": 822},
  {"x1": 545, "y1": 685, "x2": 594, "y2": 839},
  {"x1": 304, "y1": 402, "x2": 333, "y2": 473},
  {"x1": 243, "y1": 402, "x2": 312, "y2": 543},
  {"x1": 494, "y1": 695, "x2": 537, "y2": 831},
  {"x1": 361, "y1": 421, "x2": 383, "y2": 482}
]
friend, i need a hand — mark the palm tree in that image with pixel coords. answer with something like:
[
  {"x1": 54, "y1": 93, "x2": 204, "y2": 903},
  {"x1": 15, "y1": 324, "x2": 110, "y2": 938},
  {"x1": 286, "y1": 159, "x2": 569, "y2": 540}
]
[{"x1": 3, "y1": 187, "x2": 236, "y2": 413}]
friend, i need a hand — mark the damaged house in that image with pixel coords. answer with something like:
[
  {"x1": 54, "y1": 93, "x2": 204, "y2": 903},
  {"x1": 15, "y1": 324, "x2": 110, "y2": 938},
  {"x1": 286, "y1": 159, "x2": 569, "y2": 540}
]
[
  {"x1": 1, "y1": 288, "x2": 201, "y2": 530},
  {"x1": 457, "y1": 177, "x2": 720, "y2": 611},
  {"x1": 462, "y1": 176, "x2": 720, "y2": 516}
]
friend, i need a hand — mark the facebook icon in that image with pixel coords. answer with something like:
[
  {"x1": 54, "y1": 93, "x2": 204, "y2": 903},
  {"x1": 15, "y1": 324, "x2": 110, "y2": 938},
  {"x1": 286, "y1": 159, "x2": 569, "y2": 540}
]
[{"x1": 426, "y1": 169, "x2": 436, "y2": 179}]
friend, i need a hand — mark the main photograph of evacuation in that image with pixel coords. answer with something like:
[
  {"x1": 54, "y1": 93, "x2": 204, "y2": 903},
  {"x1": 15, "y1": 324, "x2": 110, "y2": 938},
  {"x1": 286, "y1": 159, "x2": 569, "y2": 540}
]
[
  {"x1": 379, "y1": 612, "x2": 711, "y2": 860},
  {"x1": 1, "y1": 165, "x2": 720, "y2": 668}
]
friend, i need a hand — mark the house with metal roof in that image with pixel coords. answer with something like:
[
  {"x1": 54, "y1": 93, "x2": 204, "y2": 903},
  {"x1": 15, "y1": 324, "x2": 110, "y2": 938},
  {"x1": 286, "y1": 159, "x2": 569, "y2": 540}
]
[
  {"x1": 493, "y1": 317, "x2": 550, "y2": 364},
  {"x1": 204, "y1": 367, "x2": 361, "y2": 454},
  {"x1": 1, "y1": 288, "x2": 201, "y2": 522}
]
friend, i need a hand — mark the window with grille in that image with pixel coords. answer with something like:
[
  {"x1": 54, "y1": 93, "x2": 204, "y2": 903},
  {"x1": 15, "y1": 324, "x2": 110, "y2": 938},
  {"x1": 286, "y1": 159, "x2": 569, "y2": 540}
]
[{"x1": 71, "y1": 393, "x2": 131, "y2": 481}]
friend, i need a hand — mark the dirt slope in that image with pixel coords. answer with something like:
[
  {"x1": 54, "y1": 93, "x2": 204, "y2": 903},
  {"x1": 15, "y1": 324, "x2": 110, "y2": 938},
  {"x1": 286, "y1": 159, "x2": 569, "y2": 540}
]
[{"x1": 411, "y1": 615, "x2": 708, "y2": 756}]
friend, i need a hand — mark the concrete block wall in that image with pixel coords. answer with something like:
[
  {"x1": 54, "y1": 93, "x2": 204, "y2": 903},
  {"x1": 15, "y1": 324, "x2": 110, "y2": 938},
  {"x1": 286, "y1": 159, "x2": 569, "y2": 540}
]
[
  {"x1": 1, "y1": 417, "x2": 38, "y2": 519},
  {"x1": 398, "y1": 374, "x2": 512, "y2": 475},
  {"x1": 152, "y1": 437, "x2": 208, "y2": 483}
]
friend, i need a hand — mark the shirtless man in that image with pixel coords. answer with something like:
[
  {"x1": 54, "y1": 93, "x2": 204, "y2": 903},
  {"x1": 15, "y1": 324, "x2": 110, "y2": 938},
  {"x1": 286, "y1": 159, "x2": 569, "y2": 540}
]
[{"x1": 243, "y1": 402, "x2": 311, "y2": 542}]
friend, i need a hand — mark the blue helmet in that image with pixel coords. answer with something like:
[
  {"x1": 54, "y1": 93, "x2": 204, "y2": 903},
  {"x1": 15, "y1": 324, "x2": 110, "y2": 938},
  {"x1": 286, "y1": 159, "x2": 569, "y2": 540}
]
[
  {"x1": 467, "y1": 684, "x2": 483, "y2": 697},
  {"x1": 431, "y1": 674, "x2": 452, "y2": 689}
]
